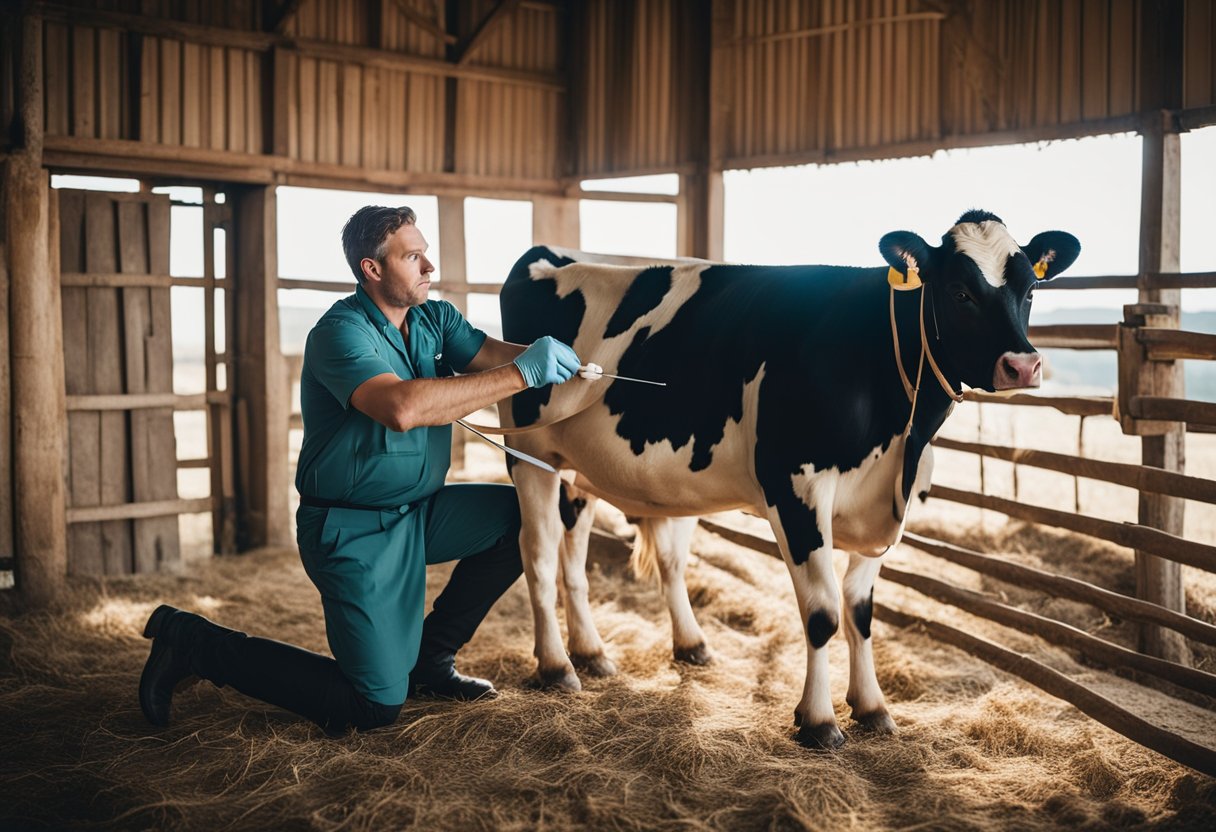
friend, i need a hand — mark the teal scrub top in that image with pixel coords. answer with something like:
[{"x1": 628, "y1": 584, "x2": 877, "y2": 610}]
[{"x1": 295, "y1": 285, "x2": 488, "y2": 508}]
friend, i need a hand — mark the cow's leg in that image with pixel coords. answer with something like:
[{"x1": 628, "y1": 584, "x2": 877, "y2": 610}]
[
  {"x1": 842, "y1": 551, "x2": 896, "y2": 733},
  {"x1": 512, "y1": 462, "x2": 581, "y2": 691},
  {"x1": 635, "y1": 517, "x2": 711, "y2": 665},
  {"x1": 558, "y1": 483, "x2": 616, "y2": 677},
  {"x1": 766, "y1": 483, "x2": 844, "y2": 750}
]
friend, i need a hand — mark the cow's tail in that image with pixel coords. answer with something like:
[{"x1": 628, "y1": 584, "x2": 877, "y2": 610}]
[{"x1": 629, "y1": 518, "x2": 661, "y2": 583}]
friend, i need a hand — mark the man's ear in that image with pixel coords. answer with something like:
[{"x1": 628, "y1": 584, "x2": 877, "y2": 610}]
[
  {"x1": 360, "y1": 257, "x2": 381, "y2": 283},
  {"x1": 1021, "y1": 231, "x2": 1081, "y2": 282},
  {"x1": 879, "y1": 231, "x2": 932, "y2": 276}
]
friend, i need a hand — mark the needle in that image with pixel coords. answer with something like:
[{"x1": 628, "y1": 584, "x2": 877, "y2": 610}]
[{"x1": 579, "y1": 364, "x2": 667, "y2": 387}]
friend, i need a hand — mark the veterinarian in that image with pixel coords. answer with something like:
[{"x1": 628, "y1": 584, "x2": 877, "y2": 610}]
[{"x1": 139, "y1": 205, "x2": 581, "y2": 733}]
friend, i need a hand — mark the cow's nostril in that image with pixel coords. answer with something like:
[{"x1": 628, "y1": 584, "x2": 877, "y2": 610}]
[{"x1": 1002, "y1": 358, "x2": 1017, "y2": 378}]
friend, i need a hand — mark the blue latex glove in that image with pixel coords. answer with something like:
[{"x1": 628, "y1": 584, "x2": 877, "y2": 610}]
[{"x1": 513, "y1": 336, "x2": 581, "y2": 388}]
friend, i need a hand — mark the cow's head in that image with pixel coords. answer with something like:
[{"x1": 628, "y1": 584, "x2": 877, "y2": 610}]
[{"x1": 879, "y1": 210, "x2": 1080, "y2": 392}]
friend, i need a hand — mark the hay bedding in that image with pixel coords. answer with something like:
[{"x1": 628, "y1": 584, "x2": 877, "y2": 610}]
[{"x1": 1, "y1": 524, "x2": 1214, "y2": 831}]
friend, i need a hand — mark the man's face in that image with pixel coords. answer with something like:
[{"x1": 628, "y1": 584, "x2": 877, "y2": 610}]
[{"x1": 367, "y1": 223, "x2": 434, "y2": 309}]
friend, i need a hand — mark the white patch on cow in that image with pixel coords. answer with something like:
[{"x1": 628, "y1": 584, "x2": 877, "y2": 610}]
[
  {"x1": 950, "y1": 220, "x2": 1019, "y2": 288},
  {"x1": 528, "y1": 258, "x2": 558, "y2": 283},
  {"x1": 511, "y1": 363, "x2": 767, "y2": 515}
]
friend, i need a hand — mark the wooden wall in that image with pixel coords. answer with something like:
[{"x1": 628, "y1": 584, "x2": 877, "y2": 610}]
[{"x1": 573, "y1": 0, "x2": 1216, "y2": 177}]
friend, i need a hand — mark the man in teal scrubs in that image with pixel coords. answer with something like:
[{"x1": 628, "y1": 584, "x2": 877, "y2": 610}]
[{"x1": 138, "y1": 205, "x2": 581, "y2": 733}]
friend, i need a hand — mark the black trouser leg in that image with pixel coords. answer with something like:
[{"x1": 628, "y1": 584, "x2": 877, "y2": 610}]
[
  {"x1": 184, "y1": 616, "x2": 401, "y2": 734},
  {"x1": 418, "y1": 532, "x2": 524, "y2": 659}
]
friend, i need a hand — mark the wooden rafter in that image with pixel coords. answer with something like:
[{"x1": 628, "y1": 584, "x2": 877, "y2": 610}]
[
  {"x1": 388, "y1": 0, "x2": 456, "y2": 45},
  {"x1": 269, "y1": 0, "x2": 307, "y2": 35},
  {"x1": 455, "y1": 0, "x2": 521, "y2": 65}
]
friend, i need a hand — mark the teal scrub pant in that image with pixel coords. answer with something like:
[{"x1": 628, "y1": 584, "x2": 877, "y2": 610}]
[{"x1": 297, "y1": 482, "x2": 522, "y2": 706}]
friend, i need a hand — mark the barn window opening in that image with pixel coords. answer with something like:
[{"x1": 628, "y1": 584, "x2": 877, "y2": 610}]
[
  {"x1": 578, "y1": 174, "x2": 679, "y2": 261},
  {"x1": 463, "y1": 197, "x2": 533, "y2": 338},
  {"x1": 581, "y1": 174, "x2": 680, "y2": 195},
  {"x1": 51, "y1": 174, "x2": 141, "y2": 192}
]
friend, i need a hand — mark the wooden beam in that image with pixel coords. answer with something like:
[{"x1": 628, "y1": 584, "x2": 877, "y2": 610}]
[
  {"x1": 60, "y1": 271, "x2": 218, "y2": 289},
  {"x1": 882, "y1": 565, "x2": 1216, "y2": 698},
  {"x1": 927, "y1": 486, "x2": 1216, "y2": 575},
  {"x1": 455, "y1": 0, "x2": 522, "y2": 65},
  {"x1": 438, "y1": 195, "x2": 467, "y2": 470},
  {"x1": 961, "y1": 390, "x2": 1114, "y2": 418},
  {"x1": 388, "y1": 0, "x2": 456, "y2": 44},
  {"x1": 230, "y1": 185, "x2": 291, "y2": 549},
  {"x1": 902, "y1": 532, "x2": 1216, "y2": 648},
  {"x1": 532, "y1": 194, "x2": 580, "y2": 248},
  {"x1": 874, "y1": 604, "x2": 1216, "y2": 777},
  {"x1": 67, "y1": 497, "x2": 214, "y2": 524},
  {"x1": 1138, "y1": 328, "x2": 1216, "y2": 361},
  {"x1": 43, "y1": 135, "x2": 566, "y2": 197},
  {"x1": 1026, "y1": 324, "x2": 1118, "y2": 350},
  {"x1": 7, "y1": 13, "x2": 68, "y2": 607},
  {"x1": 1135, "y1": 93, "x2": 1188, "y2": 662},
  {"x1": 678, "y1": 0, "x2": 725, "y2": 260},
  {"x1": 725, "y1": 11, "x2": 948, "y2": 47},
  {"x1": 270, "y1": 0, "x2": 306, "y2": 35}
]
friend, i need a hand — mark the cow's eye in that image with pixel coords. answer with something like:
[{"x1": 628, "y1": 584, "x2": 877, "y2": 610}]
[{"x1": 954, "y1": 291, "x2": 973, "y2": 304}]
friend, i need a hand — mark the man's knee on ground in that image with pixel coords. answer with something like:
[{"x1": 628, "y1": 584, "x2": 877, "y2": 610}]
[{"x1": 352, "y1": 697, "x2": 403, "y2": 732}]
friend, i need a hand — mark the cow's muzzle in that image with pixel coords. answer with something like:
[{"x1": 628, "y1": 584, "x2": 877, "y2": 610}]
[{"x1": 994, "y1": 351, "x2": 1042, "y2": 390}]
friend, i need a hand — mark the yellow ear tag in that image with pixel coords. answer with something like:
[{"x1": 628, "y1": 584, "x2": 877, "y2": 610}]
[
  {"x1": 1032, "y1": 259, "x2": 1049, "y2": 280},
  {"x1": 888, "y1": 265, "x2": 923, "y2": 291}
]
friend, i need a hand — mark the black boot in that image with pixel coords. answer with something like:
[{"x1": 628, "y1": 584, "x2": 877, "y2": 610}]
[
  {"x1": 409, "y1": 533, "x2": 522, "y2": 700},
  {"x1": 139, "y1": 604, "x2": 402, "y2": 734}
]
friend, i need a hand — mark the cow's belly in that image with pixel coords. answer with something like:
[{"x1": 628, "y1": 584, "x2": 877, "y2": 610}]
[
  {"x1": 511, "y1": 401, "x2": 763, "y2": 516},
  {"x1": 829, "y1": 435, "x2": 933, "y2": 554}
]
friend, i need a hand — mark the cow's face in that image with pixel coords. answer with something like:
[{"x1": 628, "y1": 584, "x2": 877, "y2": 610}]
[{"x1": 879, "y1": 210, "x2": 1080, "y2": 392}]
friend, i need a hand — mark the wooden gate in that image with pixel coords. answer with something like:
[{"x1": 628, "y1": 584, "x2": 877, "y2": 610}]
[{"x1": 57, "y1": 189, "x2": 180, "y2": 575}]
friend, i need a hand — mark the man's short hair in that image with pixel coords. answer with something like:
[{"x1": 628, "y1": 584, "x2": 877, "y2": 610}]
[{"x1": 341, "y1": 206, "x2": 417, "y2": 283}]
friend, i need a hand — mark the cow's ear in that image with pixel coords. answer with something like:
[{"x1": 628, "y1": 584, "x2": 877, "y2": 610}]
[
  {"x1": 879, "y1": 231, "x2": 932, "y2": 277},
  {"x1": 1021, "y1": 231, "x2": 1081, "y2": 282}
]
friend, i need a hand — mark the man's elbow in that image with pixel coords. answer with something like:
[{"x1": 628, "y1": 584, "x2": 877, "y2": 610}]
[{"x1": 387, "y1": 404, "x2": 419, "y2": 433}]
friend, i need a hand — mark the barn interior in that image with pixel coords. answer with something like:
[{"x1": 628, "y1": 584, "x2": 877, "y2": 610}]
[{"x1": 2, "y1": 1, "x2": 1216, "y2": 829}]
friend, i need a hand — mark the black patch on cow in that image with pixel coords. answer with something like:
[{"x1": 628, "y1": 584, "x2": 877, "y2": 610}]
[
  {"x1": 853, "y1": 589, "x2": 874, "y2": 640},
  {"x1": 807, "y1": 610, "x2": 838, "y2": 649},
  {"x1": 499, "y1": 247, "x2": 584, "y2": 427},
  {"x1": 603, "y1": 266, "x2": 672, "y2": 339},
  {"x1": 917, "y1": 489, "x2": 929, "y2": 503},
  {"x1": 558, "y1": 482, "x2": 587, "y2": 530}
]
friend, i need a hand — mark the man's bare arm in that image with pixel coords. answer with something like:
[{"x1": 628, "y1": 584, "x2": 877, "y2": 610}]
[
  {"x1": 460, "y1": 336, "x2": 528, "y2": 374},
  {"x1": 350, "y1": 364, "x2": 527, "y2": 432}
]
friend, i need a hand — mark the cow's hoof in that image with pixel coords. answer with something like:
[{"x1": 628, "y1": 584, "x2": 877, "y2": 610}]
[
  {"x1": 795, "y1": 721, "x2": 846, "y2": 750},
  {"x1": 571, "y1": 652, "x2": 618, "y2": 678},
  {"x1": 674, "y1": 642, "x2": 713, "y2": 666},
  {"x1": 529, "y1": 666, "x2": 582, "y2": 692},
  {"x1": 852, "y1": 709, "x2": 897, "y2": 735}
]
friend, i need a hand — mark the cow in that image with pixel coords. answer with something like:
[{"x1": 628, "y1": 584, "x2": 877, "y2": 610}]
[{"x1": 493, "y1": 210, "x2": 1080, "y2": 749}]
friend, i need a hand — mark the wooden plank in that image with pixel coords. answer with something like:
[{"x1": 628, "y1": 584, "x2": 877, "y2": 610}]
[
  {"x1": 244, "y1": 50, "x2": 261, "y2": 155},
  {"x1": 139, "y1": 35, "x2": 159, "y2": 142},
  {"x1": 44, "y1": 22, "x2": 70, "y2": 136},
  {"x1": 0, "y1": 235, "x2": 8, "y2": 566},
  {"x1": 97, "y1": 27, "x2": 122, "y2": 140},
  {"x1": 882, "y1": 564, "x2": 1216, "y2": 697},
  {"x1": 902, "y1": 532, "x2": 1216, "y2": 648},
  {"x1": 208, "y1": 45, "x2": 226, "y2": 150},
  {"x1": 1183, "y1": 0, "x2": 1213, "y2": 108},
  {"x1": 317, "y1": 60, "x2": 339, "y2": 164},
  {"x1": 928, "y1": 484, "x2": 1216, "y2": 574},
  {"x1": 875, "y1": 604, "x2": 1216, "y2": 777},
  {"x1": 181, "y1": 41, "x2": 202, "y2": 147},
  {"x1": 298, "y1": 56, "x2": 317, "y2": 162},
  {"x1": 1081, "y1": 0, "x2": 1109, "y2": 120},
  {"x1": 227, "y1": 47, "x2": 246, "y2": 152},
  {"x1": 84, "y1": 192, "x2": 132, "y2": 575},
  {"x1": 66, "y1": 392, "x2": 216, "y2": 410},
  {"x1": 1108, "y1": 0, "x2": 1135, "y2": 114},
  {"x1": 1058, "y1": 0, "x2": 1082, "y2": 123},
  {"x1": 72, "y1": 25, "x2": 96, "y2": 138},
  {"x1": 67, "y1": 497, "x2": 214, "y2": 524},
  {"x1": 341, "y1": 62, "x2": 361, "y2": 167},
  {"x1": 8, "y1": 17, "x2": 70, "y2": 604},
  {"x1": 1027, "y1": 323, "x2": 1118, "y2": 350},
  {"x1": 1130, "y1": 396, "x2": 1216, "y2": 428},
  {"x1": 1139, "y1": 328, "x2": 1216, "y2": 361},
  {"x1": 962, "y1": 390, "x2": 1114, "y2": 417},
  {"x1": 159, "y1": 39, "x2": 181, "y2": 145},
  {"x1": 60, "y1": 272, "x2": 211, "y2": 288},
  {"x1": 932, "y1": 436, "x2": 1216, "y2": 505}
]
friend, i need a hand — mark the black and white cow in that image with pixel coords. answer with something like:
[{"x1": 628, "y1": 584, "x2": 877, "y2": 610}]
[{"x1": 497, "y1": 210, "x2": 1080, "y2": 749}]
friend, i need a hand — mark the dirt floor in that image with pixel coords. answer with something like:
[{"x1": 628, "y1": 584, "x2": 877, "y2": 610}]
[{"x1": 2, "y1": 508, "x2": 1215, "y2": 830}]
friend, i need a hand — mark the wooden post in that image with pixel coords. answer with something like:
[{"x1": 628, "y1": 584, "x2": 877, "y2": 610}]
[
  {"x1": 0, "y1": 178, "x2": 10, "y2": 573},
  {"x1": 438, "y1": 195, "x2": 468, "y2": 470},
  {"x1": 1131, "y1": 111, "x2": 1189, "y2": 664},
  {"x1": 677, "y1": 0, "x2": 725, "y2": 261},
  {"x1": 203, "y1": 190, "x2": 237, "y2": 553},
  {"x1": 6, "y1": 14, "x2": 69, "y2": 606},
  {"x1": 230, "y1": 185, "x2": 291, "y2": 550},
  {"x1": 531, "y1": 195, "x2": 580, "y2": 248}
]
